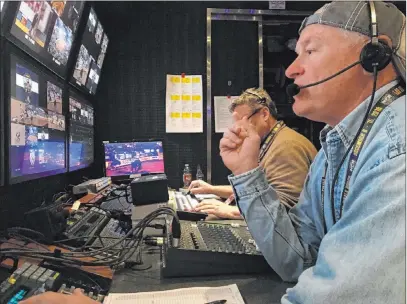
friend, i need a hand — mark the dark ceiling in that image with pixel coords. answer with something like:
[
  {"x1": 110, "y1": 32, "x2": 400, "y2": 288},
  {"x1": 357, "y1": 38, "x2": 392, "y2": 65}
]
[{"x1": 93, "y1": 1, "x2": 406, "y2": 38}]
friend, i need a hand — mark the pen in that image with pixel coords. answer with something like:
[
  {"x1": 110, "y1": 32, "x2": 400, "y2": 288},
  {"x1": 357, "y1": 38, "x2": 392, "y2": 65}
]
[{"x1": 204, "y1": 300, "x2": 227, "y2": 304}]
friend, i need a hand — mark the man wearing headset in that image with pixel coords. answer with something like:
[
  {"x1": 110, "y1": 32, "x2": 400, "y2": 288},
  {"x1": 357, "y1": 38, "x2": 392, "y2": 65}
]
[
  {"x1": 20, "y1": 1, "x2": 405, "y2": 304},
  {"x1": 190, "y1": 87, "x2": 317, "y2": 219},
  {"x1": 219, "y1": 1, "x2": 405, "y2": 303}
]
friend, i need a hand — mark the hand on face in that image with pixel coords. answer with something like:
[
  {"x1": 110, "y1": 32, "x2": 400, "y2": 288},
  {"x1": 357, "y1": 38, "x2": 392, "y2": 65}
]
[
  {"x1": 188, "y1": 180, "x2": 214, "y2": 195},
  {"x1": 194, "y1": 200, "x2": 242, "y2": 220},
  {"x1": 219, "y1": 116, "x2": 260, "y2": 175},
  {"x1": 20, "y1": 289, "x2": 98, "y2": 304}
]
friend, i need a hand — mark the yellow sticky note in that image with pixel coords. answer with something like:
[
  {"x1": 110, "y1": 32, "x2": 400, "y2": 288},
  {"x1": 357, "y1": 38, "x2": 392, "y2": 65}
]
[
  {"x1": 192, "y1": 113, "x2": 202, "y2": 118},
  {"x1": 182, "y1": 95, "x2": 191, "y2": 101},
  {"x1": 182, "y1": 77, "x2": 191, "y2": 83},
  {"x1": 171, "y1": 76, "x2": 181, "y2": 83},
  {"x1": 171, "y1": 112, "x2": 181, "y2": 118},
  {"x1": 192, "y1": 95, "x2": 201, "y2": 101},
  {"x1": 192, "y1": 77, "x2": 201, "y2": 83},
  {"x1": 182, "y1": 113, "x2": 191, "y2": 118},
  {"x1": 171, "y1": 95, "x2": 180, "y2": 101},
  {"x1": 72, "y1": 201, "x2": 81, "y2": 211}
]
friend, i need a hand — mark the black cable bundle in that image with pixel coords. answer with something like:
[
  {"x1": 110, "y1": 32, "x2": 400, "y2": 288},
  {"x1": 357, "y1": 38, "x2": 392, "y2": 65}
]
[{"x1": 0, "y1": 206, "x2": 179, "y2": 271}]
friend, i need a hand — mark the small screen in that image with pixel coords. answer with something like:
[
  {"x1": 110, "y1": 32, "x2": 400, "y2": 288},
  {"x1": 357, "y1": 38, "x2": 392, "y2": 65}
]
[
  {"x1": 104, "y1": 141, "x2": 164, "y2": 177},
  {"x1": 71, "y1": 7, "x2": 108, "y2": 95},
  {"x1": 69, "y1": 95, "x2": 94, "y2": 171},
  {"x1": 9, "y1": 54, "x2": 66, "y2": 183},
  {"x1": 9, "y1": 1, "x2": 84, "y2": 77}
]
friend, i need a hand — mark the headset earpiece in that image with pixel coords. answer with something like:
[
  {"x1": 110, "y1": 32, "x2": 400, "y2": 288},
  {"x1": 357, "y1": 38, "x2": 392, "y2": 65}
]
[
  {"x1": 360, "y1": 40, "x2": 392, "y2": 73},
  {"x1": 360, "y1": 1, "x2": 393, "y2": 73}
]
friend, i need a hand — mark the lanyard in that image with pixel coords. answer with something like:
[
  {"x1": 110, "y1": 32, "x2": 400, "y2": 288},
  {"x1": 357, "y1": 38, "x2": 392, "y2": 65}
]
[
  {"x1": 321, "y1": 83, "x2": 405, "y2": 232},
  {"x1": 258, "y1": 121, "x2": 286, "y2": 163}
]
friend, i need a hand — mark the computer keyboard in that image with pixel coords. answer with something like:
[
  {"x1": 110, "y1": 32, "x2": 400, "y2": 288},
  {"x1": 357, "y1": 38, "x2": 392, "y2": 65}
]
[
  {"x1": 171, "y1": 191, "x2": 207, "y2": 221},
  {"x1": 174, "y1": 192, "x2": 199, "y2": 211}
]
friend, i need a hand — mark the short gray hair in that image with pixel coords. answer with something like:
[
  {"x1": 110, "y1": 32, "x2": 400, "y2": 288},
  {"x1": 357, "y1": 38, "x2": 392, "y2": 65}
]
[
  {"x1": 229, "y1": 88, "x2": 278, "y2": 118},
  {"x1": 338, "y1": 27, "x2": 370, "y2": 48}
]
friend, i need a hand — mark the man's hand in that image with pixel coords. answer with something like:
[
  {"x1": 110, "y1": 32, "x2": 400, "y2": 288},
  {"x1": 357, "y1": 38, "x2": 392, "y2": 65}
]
[
  {"x1": 20, "y1": 289, "x2": 98, "y2": 304},
  {"x1": 194, "y1": 200, "x2": 243, "y2": 219},
  {"x1": 219, "y1": 117, "x2": 260, "y2": 175},
  {"x1": 188, "y1": 180, "x2": 214, "y2": 195}
]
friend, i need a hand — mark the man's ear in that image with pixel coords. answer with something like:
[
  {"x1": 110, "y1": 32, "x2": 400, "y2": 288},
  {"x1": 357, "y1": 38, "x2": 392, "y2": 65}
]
[{"x1": 261, "y1": 107, "x2": 270, "y2": 121}]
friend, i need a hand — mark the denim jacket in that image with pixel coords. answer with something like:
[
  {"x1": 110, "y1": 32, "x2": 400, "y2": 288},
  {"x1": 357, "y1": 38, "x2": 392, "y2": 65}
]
[{"x1": 229, "y1": 80, "x2": 405, "y2": 304}]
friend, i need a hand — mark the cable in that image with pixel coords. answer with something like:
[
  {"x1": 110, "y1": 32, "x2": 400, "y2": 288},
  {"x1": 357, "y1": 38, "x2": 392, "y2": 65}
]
[
  {"x1": 124, "y1": 187, "x2": 132, "y2": 204},
  {"x1": 7, "y1": 227, "x2": 46, "y2": 241},
  {"x1": 329, "y1": 66, "x2": 378, "y2": 228},
  {"x1": 0, "y1": 207, "x2": 178, "y2": 269},
  {"x1": 8, "y1": 232, "x2": 51, "y2": 252}
]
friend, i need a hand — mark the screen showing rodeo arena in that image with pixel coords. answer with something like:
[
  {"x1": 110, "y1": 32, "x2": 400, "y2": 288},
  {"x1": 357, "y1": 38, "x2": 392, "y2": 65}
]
[{"x1": 104, "y1": 141, "x2": 164, "y2": 177}]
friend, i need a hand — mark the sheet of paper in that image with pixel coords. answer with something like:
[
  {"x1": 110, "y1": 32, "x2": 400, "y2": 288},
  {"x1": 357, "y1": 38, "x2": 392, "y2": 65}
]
[
  {"x1": 103, "y1": 284, "x2": 245, "y2": 304},
  {"x1": 214, "y1": 96, "x2": 238, "y2": 133},
  {"x1": 166, "y1": 74, "x2": 203, "y2": 133}
]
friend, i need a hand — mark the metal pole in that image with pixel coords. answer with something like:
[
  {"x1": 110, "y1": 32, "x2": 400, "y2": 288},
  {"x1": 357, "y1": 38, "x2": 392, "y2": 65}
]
[{"x1": 206, "y1": 8, "x2": 212, "y2": 183}]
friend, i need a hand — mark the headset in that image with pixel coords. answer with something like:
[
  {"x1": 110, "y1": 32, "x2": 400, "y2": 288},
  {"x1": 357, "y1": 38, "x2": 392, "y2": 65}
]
[
  {"x1": 244, "y1": 89, "x2": 279, "y2": 119},
  {"x1": 286, "y1": 1, "x2": 393, "y2": 98}
]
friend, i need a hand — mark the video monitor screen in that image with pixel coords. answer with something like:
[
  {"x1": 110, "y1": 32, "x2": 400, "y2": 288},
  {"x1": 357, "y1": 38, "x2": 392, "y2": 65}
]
[
  {"x1": 8, "y1": 1, "x2": 84, "y2": 78},
  {"x1": 69, "y1": 93, "x2": 94, "y2": 171},
  {"x1": 103, "y1": 141, "x2": 164, "y2": 177},
  {"x1": 71, "y1": 7, "x2": 108, "y2": 95},
  {"x1": 9, "y1": 54, "x2": 66, "y2": 183}
]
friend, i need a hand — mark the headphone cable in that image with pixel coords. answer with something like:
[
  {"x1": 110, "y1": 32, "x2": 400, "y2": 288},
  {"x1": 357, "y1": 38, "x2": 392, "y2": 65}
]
[{"x1": 328, "y1": 66, "x2": 378, "y2": 228}]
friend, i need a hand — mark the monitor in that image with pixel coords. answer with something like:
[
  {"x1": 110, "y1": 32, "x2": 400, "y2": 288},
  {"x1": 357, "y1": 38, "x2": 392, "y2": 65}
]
[
  {"x1": 103, "y1": 141, "x2": 165, "y2": 178},
  {"x1": 71, "y1": 6, "x2": 108, "y2": 95},
  {"x1": 9, "y1": 52, "x2": 67, "y2": 184},
  {"x1": 68, "y1": 91, "x2": 94, "y2": 171},
  {"x1": 6, "y1": 1, "x2": 85, "y2": 78}
]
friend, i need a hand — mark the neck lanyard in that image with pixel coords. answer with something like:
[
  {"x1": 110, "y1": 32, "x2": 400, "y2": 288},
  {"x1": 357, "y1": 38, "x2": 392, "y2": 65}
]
[
  {"x1": 321, "y1": 83, "x2": 405, "y2": 232},
  {"x1": 258, "y1": 121, "x2": 285, "y2": 163}
]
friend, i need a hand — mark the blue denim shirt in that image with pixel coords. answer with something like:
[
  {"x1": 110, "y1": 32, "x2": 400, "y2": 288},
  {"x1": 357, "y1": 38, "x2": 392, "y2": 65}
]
[{"x1": 229, "y1": 80, "x2": 405, "y2": 304}]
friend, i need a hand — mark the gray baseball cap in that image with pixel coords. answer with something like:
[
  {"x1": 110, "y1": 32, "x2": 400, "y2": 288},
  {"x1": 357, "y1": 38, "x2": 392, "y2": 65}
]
[{"x1": 299, "y1": 1, "x2": 406, "y2": 81}]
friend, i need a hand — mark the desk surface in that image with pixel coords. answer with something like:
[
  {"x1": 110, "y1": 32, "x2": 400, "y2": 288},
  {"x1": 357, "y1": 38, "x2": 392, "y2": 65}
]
[
  {"x1": 110, "y1": 246, "x2": 294, "y2": 304},
  {"x1": 101, "y1": 196, "x2": 294, "y2": 303}
]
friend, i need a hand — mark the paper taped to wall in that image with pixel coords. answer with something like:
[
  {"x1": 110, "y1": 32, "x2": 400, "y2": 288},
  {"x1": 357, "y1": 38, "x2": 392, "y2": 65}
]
[{"x1": 166, "y1": 74, "x2": 203, "y2": 133}]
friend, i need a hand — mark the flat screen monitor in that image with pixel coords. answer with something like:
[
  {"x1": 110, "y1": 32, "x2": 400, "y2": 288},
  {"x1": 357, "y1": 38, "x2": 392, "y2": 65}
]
[
  {"x1": 71, "y1": 7, "x2": 108, "y2": 95},
  {"x1": 68, "y1": 91, "x2": 94, "y2": 171},
  {"x1": 103, "y1": 141, "x2": 165, "y2": 178},
  {"x1": 9, "y1": 53, "x2": 67, "y2": 184},
  {"x1": 7, "y1": 1, "x2": 85, "y2": 78}
]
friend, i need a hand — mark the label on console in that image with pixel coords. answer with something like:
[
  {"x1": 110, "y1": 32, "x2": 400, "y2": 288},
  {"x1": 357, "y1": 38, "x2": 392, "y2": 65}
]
[{"x1": 72, "y1": 201, "x2": 81, "y2": 211}]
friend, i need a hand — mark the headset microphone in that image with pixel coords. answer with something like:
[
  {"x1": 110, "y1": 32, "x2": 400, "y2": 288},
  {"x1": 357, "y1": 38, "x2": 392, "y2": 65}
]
[{"x1": 286, "y1": 60, "x2": 361, "y2": 98}]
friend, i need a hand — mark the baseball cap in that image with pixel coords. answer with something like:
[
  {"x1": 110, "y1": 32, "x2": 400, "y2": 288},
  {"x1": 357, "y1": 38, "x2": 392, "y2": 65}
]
[{"x1": 299, "y1": 1, "x2": 406, "y2": 81}]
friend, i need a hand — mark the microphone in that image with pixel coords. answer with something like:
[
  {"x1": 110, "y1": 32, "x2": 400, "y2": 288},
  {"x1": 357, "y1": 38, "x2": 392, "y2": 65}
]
[{"x1": 286, "y1": 60, "x2": 361, "y2": 98}]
